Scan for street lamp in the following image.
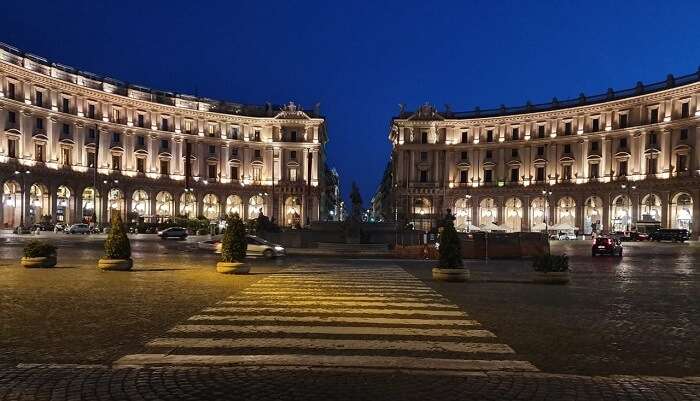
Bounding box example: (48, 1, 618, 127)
(14, 170, 30, 229)
(465, 194, 472, 233)
(541, 189, 552, 233)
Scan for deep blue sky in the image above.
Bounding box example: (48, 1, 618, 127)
(2, 1, 699, 204)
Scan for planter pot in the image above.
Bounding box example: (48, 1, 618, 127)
(432, 267, 469, 282)
(21, 255, 57, 268)
(216, 262, 250, 274)
(98, 258, 133, 271)
(532, 271, 570, 284)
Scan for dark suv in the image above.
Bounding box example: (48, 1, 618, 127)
(649, 229, 690, 243)
(592, 237, 623, 257)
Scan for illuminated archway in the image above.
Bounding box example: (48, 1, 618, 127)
(225, 195, 243, 217)
(2, 180, 21, 227)
(56, 185, 73, 224)
(284, 196, 302, 227)
(453, 197, 473, 232)
(639, 193, 662, 222)
(478, 197, 497, 226)
(108, 188, 125, 221)
(131, 190, 150, 217)
(155, 191, 174, 218)
(610, 195, 631, 232)
(179, 192, 197, 219)
(81, 187, 100, 223)
(29, 183, 50, 225)
(583, 196, 603, 235)
(530, 197, 549, 231)
(203, 194, 220, 220)
(556, 196, 576, 226)
(670, 192, 693, 232)
(503, 197, 522, 232)
(248, 195, 265, 219)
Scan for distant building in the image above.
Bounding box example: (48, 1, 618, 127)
(386, 71, 700, 238)
(371, 160, 394, 223)
(0, 42, 328, 228)
(321, 164, 342, 221)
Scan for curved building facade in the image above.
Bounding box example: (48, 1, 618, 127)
(0, 43, 328, 228)
(387, 71, 700, 238)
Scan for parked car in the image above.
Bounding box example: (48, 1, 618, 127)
(66, 223, 91, 234)
(649, 228, 690, 243)
(158, 227, 188, 240)
(557, 231, 577, 240)
(591, 237, 623, 257)
(31, 222, 54, 232)
(197, 235, 285, 258)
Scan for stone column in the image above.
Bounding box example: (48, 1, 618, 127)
(50, 183, 58, 224)
(579, 138, 588, 181)
(602, 195, 610, 233)
(692, 188, 700, 239)
(521, 195, 530, 232)
(661, 129, 672, 174)
(660, 190, 671, 228)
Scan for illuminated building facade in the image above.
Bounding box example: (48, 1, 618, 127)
(0, 43, 327, 228)
(387, 71, 700, 238)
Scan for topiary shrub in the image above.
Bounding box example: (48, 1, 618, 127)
(23, 240, 56, 258)
(532, 254, 569, 272)
(221, 213, 246, 263)
(438, 211, 463, 268)
(104, 213, 131, 259)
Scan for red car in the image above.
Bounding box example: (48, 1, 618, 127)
(591, 237, 623, 257)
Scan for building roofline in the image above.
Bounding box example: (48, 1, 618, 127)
(394, 68, 700, 121)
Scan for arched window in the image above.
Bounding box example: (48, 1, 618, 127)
(179, 192, 197, 219)
(202, 194, 220, 220)
(610, 195, 631, 232)
(530, 197, 549, 231)
(81, 187, 100, 223)
(108, 188, 125, 220)
(453, 197, 473, 232)
(556, 196, 576, 227)
(284, 196, 302, 227)
(479, 197, 497, 226)
(56, 185, 73, 223)
(248, 195, 265, 219)
(639, 194, 662, 222)
(155, 191, 174, 217)
(2, 180, 21, 227)
(503, 197, 522, 232)
(225, 195, 243, 217)
(670, 193, 693, 232)
(29, 183, 50, 225)
(583, 196, 603, 235)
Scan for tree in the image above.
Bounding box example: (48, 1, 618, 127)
(221, 213, 246, 262)
(439, 210, 463, 268)
(104, 213, 131, 259)
(349, 182, 363, 220)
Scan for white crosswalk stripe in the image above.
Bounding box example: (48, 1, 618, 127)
(114, 264, 538, 373)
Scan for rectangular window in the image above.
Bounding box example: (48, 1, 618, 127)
(184, 120, 192, 133)
(186, 142, 192, 154)
(254, 130, 261, 141)
(230, 166, 239, 180)
(460, 170, 468, 183)
(538, 125, 545, 138)
(36, 118, 44, 130)
(160, 160, 169, 175)
(157, 139, 167, 149)
(208, 145, 216, 154)
(591, 118, 599, 132)
(419, 170, 428, 182)
(61, 148, 71, 166)
(35, 144, 45, 162)
(290, 131, 297, 142)
(8, 82, 15, 99)
(137, 135, 145, 146)
(647, 158, 657, 174)
(421, 132, 428, 144)
(254, 149, 261, 158)
(112, 132, 121, 143)
(208, 124, 215, 135)
(537, 146, 544, 156)
(420, 151, 427, 161)
(137, 114, 145, 128)
(8, 111, 16, 124)
(510, 168, 519, 182)
(618, 160, 627, 176)
(252, 166, 262, 182)
(511, 148, 518, 158)
(208, 164, 217, 180)
(461, 131, 468, 143)
(161, 118, 169, 131)
(619, 113, 628, 128)
(536, 167, 545, 181)
(136, 158, 145, 173)
(619, 137, 627, 148)
(649, 132, 657, 145)
(563, 165, 572, 180)
(591, 141, 599, 151)
(88, 104, 96, 119)
(113, 109, 120, 122)
(681, 102, 690, 118)
(564, 121, 572, 135)
(231, 148, 238, 157)
(564, 144, 571, 154)
(486, 130, 493, 143)
(485, 150, 492, 159)
(62, 98, 70, 113)
(112, 155, 121, 170)
(87, 151, 95, 168)
(680, 128, 688, 140)
(289, 168, 298, 182)
(483, 169, 492, 183)
(62, 123, 70, 135)
(8, 138, 17, 158)
(511, 127, 519, 140)
(650, 108, 658, 123)
(460, 151, 467, 160)
(589, 163, 599, 179)
(677, 154, 687, 172)
(35, 91, 43, 106)
(290, 151, 297, 159)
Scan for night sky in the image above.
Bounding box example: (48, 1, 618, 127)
(2, 0, 699, 204)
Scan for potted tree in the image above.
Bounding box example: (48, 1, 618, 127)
(217, 213, 250, 274)
(20, 240, 57, 268)
(532, 253, 570, 284)
(98, 214, 133, 271)
(432, 210, 469, 282)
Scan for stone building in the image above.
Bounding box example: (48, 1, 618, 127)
(0, 43, 328, 228)
(386, 71, 700, 238)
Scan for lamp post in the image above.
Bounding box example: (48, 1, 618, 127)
(465, 194, 472, 233)
(542, 189, 552, 233)
(14, 170, 30, 229)
(102, 179, 119, 224)
(620, 183, 636, 232)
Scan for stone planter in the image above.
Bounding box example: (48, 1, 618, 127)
(216, 261, 250, 274)
(432, 267, 469, 282)
(21, 255, 57, 268)
(532, 271, 570, 284)
(98, 258, 133, 271)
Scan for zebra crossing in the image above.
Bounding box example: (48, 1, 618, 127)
(115, 264, 538, 373)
